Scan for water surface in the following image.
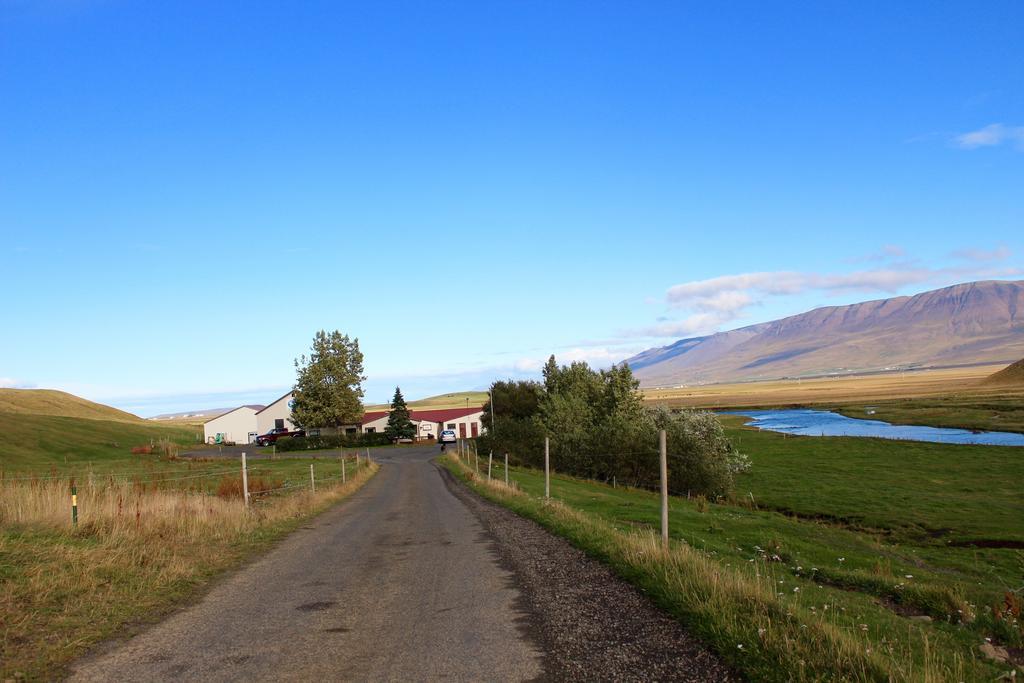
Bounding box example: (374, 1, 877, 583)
(726, 409, 1024, 447)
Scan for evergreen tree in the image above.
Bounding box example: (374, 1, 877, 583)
(385, 386, 416, 440)
(291, 330, 365, 429)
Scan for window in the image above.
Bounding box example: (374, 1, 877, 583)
(447, 423, 456, 429)
(275, 419, 285, 429)
(365, 427, 376, 433)
(345, 427, 357, 434)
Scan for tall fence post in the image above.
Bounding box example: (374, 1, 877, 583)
(487, 451, 493, 481)
(342, 456, 347, 483)
(544, 437, 550, 500)
(504, 452, 509, 486)
(659, 429, 668, 551)
(365, 447, 369, 463)
(474, 448, 479, 473)
(240, 452, 250, 507)
(71, 480, 78, 526)
(310, 463, 316, 493)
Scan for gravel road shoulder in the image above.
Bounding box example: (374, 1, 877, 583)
(440, 466, 738, 682)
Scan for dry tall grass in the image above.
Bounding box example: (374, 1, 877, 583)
(0, 462, 378, 679)
(447, 453, 968, 682)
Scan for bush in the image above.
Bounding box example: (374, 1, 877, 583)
(653, 407, 736, 500)
(274, 431, 392, 452)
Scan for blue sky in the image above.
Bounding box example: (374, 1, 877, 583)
(1, 1, 1022, 415)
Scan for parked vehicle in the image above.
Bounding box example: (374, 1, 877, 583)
(255, 427, 306, 446)
(439, 429, 457, 444)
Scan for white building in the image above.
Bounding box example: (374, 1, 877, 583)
(210, 391, 486, 443)
(256, 392, 299, 435)
(203, 405, 263, 445)
(360, 407, 485, 439)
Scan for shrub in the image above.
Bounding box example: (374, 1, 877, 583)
(215, 474, 282, 498)
(274, 431, 391, 452)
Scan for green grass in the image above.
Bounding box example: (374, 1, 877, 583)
(723, 416, 1024, 543)
(365, 390, 488, 411)
(0, 388, 146, 422)
(446, 422, 1024, 680)
(0, 411, 200, 471)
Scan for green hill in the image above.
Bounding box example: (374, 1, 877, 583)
(0, 388, 143, 423)
(0, 389, 198, 471)
(366, 390, 488, 411)
(982, 358, 1024, 386)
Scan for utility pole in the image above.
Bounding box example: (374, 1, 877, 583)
(489, 389, 497, 436)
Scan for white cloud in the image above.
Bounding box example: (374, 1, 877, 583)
(515, 346, 644, 373)
(951, 245, 1011, 262)
(644, 257, 1024, 340)
(665, 267, 934, 309)
(637, 312, 739, 338)
(954, 123, 1024, 151)
(0, 377, 33, 389)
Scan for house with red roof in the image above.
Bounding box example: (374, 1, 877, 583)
(361, 406, 485, 440)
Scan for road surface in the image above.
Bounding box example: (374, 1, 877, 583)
(70, 444, 544, 682)
(70, 443, 732, 681)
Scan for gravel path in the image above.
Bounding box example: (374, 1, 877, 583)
(441, 467, 738, 682)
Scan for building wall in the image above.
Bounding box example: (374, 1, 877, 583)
(203, 407, 259, 445)
(256, 393, 298, 434)
(361, 415, 389, 434)
(436, 411, 485, 439)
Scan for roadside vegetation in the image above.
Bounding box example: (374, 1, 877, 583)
(0, 454, 377, 679)
(453, 392, 1024, 680)
(479, 356, 747, 498)
(445, 447, 1020, 681)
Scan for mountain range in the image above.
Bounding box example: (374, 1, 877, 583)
(626, 280, 1024, 387)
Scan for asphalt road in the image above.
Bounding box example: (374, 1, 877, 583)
(69, 443, 544, 682)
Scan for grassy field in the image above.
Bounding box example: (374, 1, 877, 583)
(0, 404, 380, 679)
(0, 388, 147, 423)
(365, 390, 488, 411)
(445, 421, 1024, 680)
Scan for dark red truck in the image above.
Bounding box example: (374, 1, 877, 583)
(255, 427, 306, 446)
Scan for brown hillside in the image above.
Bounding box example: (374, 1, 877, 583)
(982, 358, 1024, 386)
(0, 388, 143, 422)
(629, 280, 1024, 387)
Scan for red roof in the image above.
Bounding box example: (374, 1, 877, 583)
(360, 406, 481, 425)
(410, 407, 482, 423)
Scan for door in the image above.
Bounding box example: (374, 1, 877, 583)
(459, 422, 467, 438)
(471, 422, 479, 437)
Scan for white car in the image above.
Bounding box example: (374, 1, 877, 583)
(439, 429, 457, 444)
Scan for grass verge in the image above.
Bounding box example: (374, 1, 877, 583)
(0, 459, 378, 679)
(443, 454, 1015, 681)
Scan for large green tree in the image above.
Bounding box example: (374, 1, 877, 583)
(385, 386, 416, 440)
(291, 330, 365, 430)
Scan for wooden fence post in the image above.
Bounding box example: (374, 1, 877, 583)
(241, 452, 250, 507)
(487, 451, 493, 481)
(310, 463, 316, 493)
(504, 453, 509, 486)
(544, 437, 550, 500)
(659, 429, 668, 550)
(342, 456, 347, 483)
(71, 480, 78, 525)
